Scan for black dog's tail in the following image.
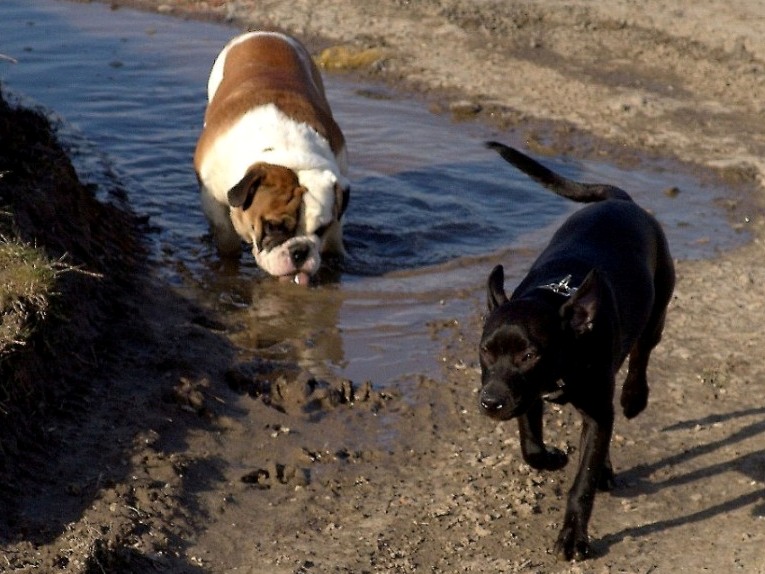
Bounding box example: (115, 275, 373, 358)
(486, 141, 633, 203)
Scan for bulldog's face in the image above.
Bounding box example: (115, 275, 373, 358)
(228, 162, 345, 285)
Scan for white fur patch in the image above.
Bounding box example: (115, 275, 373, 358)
(197, 104, 348, 237)
(254, 236, 320, 277)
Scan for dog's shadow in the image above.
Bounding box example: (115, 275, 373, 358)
(596, 406, 765, 553)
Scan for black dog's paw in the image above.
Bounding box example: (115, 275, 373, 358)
(621, 376, 648, 419)
(554, 525, 591, 561)
(621, 390, 648, 419)
(524, 447, 568, 471)
(598, 465, 616, 491)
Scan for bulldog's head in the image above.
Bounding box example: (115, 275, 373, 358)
(227, 162, 348, 285)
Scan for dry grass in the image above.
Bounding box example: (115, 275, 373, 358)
(0, 234, 58, 356)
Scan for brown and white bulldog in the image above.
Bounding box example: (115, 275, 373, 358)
(194, 31, 349, 285)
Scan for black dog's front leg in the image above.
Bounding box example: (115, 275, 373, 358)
(518, 399, 568, 471)
(555, 404, 614, 561)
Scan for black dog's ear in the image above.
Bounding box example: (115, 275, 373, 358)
(487, 265, 509, 312)
(228, 167, 265, 210)
(561, 269, 600, 336)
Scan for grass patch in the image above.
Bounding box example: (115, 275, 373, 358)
(0, 234, 58, 357)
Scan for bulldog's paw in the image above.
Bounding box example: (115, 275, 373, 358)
(524, 446, 568, 471)
(554, 524, 591, 562)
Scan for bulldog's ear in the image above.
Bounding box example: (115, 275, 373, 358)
(487, 265, 508, 312)
(560, 269, 600, 336)
(334, 183, 350, 219)
(227, 167, 265, 209)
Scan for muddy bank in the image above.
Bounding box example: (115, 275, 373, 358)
(0, 91, 142, 470)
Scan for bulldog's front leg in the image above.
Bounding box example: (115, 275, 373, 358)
(518, 399, 568, 471)
(554, 404, 614, 561)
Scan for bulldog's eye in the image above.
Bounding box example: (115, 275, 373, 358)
(314, 223, 331, 238)
(264, 220, 287, 235)
(260, 219, 293, 251)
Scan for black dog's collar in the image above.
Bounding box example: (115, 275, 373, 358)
(537, 276, 576, 405)
(538, 274, 578, 297)
(542, 381, 568, 404)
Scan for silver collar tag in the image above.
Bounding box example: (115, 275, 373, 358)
(539, 274, 578, 297)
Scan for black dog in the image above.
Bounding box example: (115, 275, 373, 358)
(479, 142, 674, 560)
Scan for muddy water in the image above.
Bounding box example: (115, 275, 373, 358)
(0, 0, 746, 385)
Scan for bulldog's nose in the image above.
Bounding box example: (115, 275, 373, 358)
(289, 244, 310, 267)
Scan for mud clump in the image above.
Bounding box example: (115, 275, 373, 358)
(225, 360, 393, 414)
(241, 462, 310, 489)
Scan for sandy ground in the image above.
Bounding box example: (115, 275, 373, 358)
(3, 0, 765, 572)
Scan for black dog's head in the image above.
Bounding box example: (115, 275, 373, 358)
(478, 265, 601, 420)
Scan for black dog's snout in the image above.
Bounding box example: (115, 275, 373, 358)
(289, 244, 310, 266)
(480, 395, 505, 414)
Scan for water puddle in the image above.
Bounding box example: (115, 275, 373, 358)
(0, 0, 747, 386)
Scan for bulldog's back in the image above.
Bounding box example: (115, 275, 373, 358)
(199, 32, 343, 156)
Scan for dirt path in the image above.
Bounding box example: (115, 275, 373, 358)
(2, 0, 765, 572)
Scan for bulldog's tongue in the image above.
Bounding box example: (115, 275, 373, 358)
(277, 271, 311, 286)
(279, 272, 310, 286)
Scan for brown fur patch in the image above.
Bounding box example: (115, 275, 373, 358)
(229, 163, 306, 249)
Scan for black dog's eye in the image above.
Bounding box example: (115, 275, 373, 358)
(479, 344, 495, 364)
(515, 349, 539, 368)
